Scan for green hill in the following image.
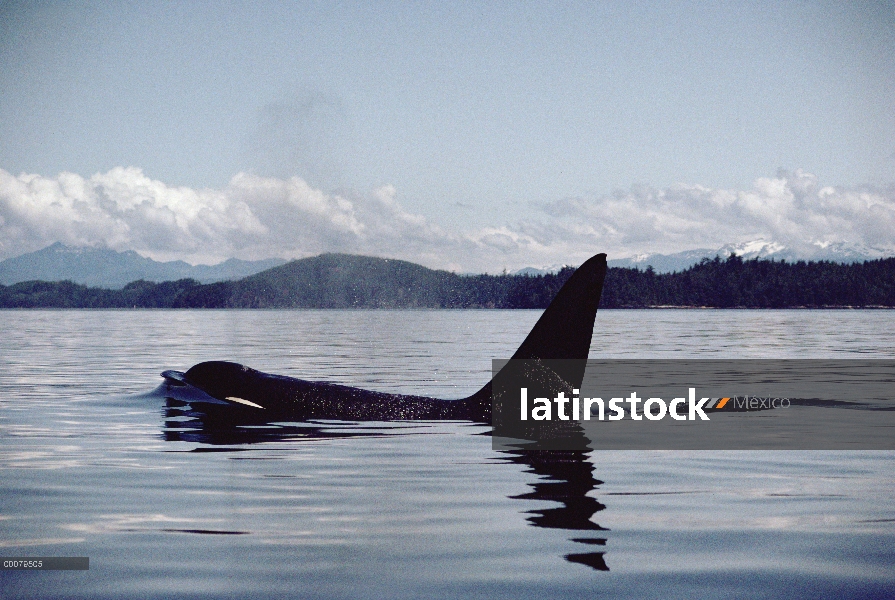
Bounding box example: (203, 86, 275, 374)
(173, 253, 574, 309)
(229, 254, 454, 308)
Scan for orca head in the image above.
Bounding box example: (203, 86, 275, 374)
(183, 361, 266, 406)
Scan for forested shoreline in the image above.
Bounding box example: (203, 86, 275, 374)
(1, 253, 893, 309)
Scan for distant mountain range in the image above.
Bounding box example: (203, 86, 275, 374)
(0, 243, 287, 288)
(2, 240, 892, 289)
(518, 241, 893, 275)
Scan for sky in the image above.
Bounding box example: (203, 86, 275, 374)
(1, 0, 893, 271)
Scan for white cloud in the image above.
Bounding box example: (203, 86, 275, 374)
(1, 167, 893, 272)
(532, 169, 895, 263)
(0, 167, 468, 267)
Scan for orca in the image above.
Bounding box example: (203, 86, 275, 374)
(159, 253, 607, 423)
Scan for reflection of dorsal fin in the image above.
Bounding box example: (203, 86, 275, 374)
(463, 253, 607, 405)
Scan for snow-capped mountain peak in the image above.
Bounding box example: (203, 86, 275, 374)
(607, 240, 893, 273)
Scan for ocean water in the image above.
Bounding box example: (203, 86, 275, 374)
(0, 309, 893, 599)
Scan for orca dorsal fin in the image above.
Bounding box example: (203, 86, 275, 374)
(510, 253, 607, 364)
(461, 253, 607, 410)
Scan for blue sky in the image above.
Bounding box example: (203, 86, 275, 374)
(1, 1, 893, 270)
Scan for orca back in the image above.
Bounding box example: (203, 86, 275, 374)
(167, 253, 609, 423)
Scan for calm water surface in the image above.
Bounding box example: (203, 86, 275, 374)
(1, 309, 893, 599)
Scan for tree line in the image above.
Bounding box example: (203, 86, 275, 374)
(1, 253, 893, 309)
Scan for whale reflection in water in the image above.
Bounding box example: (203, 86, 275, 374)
(161, 412, 610, 572)
(503, 445, 609, 571)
